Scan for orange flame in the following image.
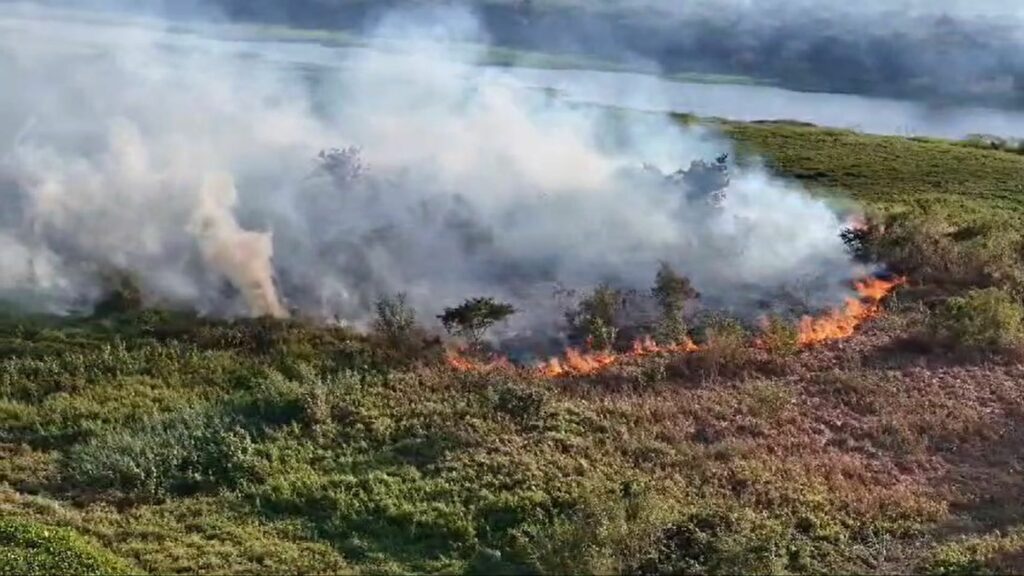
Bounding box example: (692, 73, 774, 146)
(537, 347, 617, 377)
(446, 350, 512, 372)
(796, 276, 905, 346)
(537, 336, 700, 377)
(447, 275, 904, 378)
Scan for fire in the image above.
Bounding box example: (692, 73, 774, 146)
(446, 349, 512, 372)
(537, 347, 618, 377)
(537, 336, 700, 377)
(448, 275, 905, 378)
(796, 276, 905, 346)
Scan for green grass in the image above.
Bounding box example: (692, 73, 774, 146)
(0, 516, 131, 575)
(721, 120, 1024, 225)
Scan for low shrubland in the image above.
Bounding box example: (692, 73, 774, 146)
(0, 517, 130, 575)
(2, 120, 1024, 573)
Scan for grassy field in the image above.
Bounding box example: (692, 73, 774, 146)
(3, 121, 1024, 574)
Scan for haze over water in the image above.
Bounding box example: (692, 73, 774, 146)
(4, 5, 1024, 140)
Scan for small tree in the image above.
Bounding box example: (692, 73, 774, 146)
(566, 284, 623, 351)
(651, 262, 699, 344)
(438, 297, 516, 344)
(373, 293, 417, 344)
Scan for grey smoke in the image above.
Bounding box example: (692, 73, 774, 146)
(0, 3, 866, 345)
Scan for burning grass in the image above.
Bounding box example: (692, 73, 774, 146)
(4, 120, 1024, 574)
(448, 274, 907, 379)
(796, 275, 906, 346)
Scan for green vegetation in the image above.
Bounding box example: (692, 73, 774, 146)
(931, 288, 1024, 351)
(4, 119, 1024, 574)
(438, 297, 516, 344)
(566, 284, 623, 350)
(721, 120, 1024, 229)
(651, 262, 699, 345)
(0, 517, 130, 575)
(919, 530, 1024, 575)
(759, 316, 801, 357)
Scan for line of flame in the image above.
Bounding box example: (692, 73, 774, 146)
(796, 275, 905, 346)
(447, 275, 906, 378)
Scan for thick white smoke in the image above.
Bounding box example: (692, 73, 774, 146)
(0, 3, 864, 345)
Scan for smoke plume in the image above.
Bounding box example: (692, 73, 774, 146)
(0, 2, 867, 347)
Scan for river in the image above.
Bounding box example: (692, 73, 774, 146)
(4, 5, 1024, 140)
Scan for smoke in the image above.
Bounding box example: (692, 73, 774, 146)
(72, 0, 1023, 109)
(191, 172, 288, 319)
(0, 2, 866, 347)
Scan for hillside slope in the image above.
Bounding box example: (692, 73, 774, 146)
(2, 121, 1024, 574)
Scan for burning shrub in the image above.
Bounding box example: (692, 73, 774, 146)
(930, 288, 1024, 351)
(566, 284, 624, 351)
(439, 297, 516, 345)
(651, 263, 699, 345)
(840, 224, 875, 263)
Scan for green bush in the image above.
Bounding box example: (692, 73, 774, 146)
(566, 284, 623, 351)
(651, 263, 699, 345)
(64, 408, 260, 500)
(685, 317, 752, 380)
(487, 483, 673, 575)
(872, 215, 964, 283)
(759, 316, 800, 357)
(869, 214, 1024, 293)
(0, 517, 131, 575)
(930, 288, 1024, 351)
(918, 530, 1024, 575)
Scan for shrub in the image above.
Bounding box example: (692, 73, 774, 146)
(758, 316, 800, 357)
(488, 378, 548, 429)
(371, 293, 440, 366)
(871, 214, 963, 283)
(651, 263, 699, 345)
(686, 317, 752, 380)
(64, 408, 261, 500)
(869, 213, 1024, 293)
(0, 517, 131, 575)
(633, 507, 794, 575)
(373, 293, 417, 345)
(930, 288, 1024, 351)
(488, 483, 673, 575)
(918, 530, 1024, 575)
(743, 381, 794, 420)
(566, 284, 623, 351)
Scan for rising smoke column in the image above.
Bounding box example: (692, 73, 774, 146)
(0, 3, 865, 344)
